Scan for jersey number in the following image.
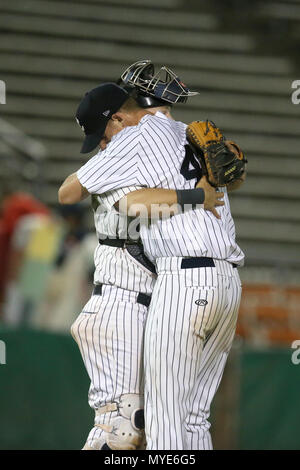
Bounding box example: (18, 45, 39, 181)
(180, 145, 202, 184)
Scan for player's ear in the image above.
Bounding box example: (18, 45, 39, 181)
(110, 112, 123, 123)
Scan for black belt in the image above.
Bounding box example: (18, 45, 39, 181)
(93, 284, 151, 308)
(181, 257, 237, 269)
(99, 238, 126, 248)
(98, 238, 143, 249)
(98, 238, 157, 275)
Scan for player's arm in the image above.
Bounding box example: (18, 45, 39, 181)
(117, 176, 224, 220)
(118, 188, 175, 210)
(58, 172, 89, 204)
(58, 138, 140, 205)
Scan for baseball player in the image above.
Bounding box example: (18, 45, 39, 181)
(59, 62, 222, 450)
(117, 123, 245, 450)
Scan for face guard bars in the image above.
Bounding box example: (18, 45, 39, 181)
(120, 60, 199, 104)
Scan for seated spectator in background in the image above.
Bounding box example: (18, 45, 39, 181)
(1, 193, 60, 326)
(0, 189, 50, 320)
(1, 195, 95, 332)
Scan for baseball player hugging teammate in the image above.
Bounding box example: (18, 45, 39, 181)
(58, 60, 246, 450)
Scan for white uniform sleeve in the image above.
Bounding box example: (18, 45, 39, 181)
(77, 127, 142, 194)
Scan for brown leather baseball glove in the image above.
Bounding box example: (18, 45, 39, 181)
(186, 120, 247, 187)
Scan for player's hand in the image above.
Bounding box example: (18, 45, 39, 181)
(225, 140, 239, 156)
(196, 176, 224, 219)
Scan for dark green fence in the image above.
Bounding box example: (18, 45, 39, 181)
(0, 327, 299, 450)
(238, 347, 300, 450)
(0, 327, 93, 450)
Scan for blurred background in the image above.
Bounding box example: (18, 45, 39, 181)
(0, 0, 300, 450)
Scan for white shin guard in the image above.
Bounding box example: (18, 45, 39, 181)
(85, 394, 145, 451)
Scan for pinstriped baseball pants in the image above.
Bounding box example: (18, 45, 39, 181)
(71, 285, 148, 448)
(144, 258, 242, 450)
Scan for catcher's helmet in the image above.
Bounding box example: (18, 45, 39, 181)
(118, 60, 198, 107)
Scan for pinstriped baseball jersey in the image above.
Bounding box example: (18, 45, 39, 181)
(77, 112, 244, 268)
(76, 111, 191, 195)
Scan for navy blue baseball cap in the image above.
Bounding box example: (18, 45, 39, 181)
(76, 83, 129, 154)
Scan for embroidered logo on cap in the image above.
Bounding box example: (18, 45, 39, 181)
(75, 117, 85, 132)
(102, 109, 110, 117)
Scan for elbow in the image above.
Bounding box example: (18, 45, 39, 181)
(58, 188, 68, 204)
(58, 173, 88, 204)
(58, 186, 75, 205)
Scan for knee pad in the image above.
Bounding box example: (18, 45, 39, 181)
(92, 394, 145, 450)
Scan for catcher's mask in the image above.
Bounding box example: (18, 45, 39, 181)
(119, 59, 199, 106)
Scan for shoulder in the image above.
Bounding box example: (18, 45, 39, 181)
(140, 112, 186, 129)
(140, 113, 187, 139)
